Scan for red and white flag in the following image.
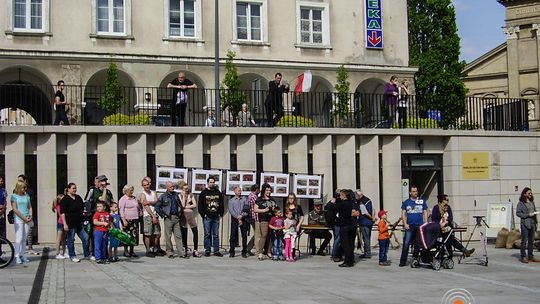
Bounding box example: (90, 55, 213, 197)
(295, 70, 312, 96)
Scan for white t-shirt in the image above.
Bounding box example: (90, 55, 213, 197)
(140, 190, 158, 217)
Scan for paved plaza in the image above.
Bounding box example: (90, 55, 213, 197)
(1, 242, 540, 304)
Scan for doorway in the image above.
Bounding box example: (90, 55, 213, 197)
(401, 154, 443, 203)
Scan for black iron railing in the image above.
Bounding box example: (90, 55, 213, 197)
(0, 83, 531, 131)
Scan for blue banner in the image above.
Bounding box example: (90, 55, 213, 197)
(366, 0, 383, 49)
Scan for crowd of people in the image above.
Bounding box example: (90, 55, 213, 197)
(2, 173, 538, 268)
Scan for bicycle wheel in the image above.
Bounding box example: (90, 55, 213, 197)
(0, 237, 15, 268)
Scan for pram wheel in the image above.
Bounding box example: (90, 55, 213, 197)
(410, 259, 419, 268)
(431, 259, 441, 271)
(442, 258, 454, 269)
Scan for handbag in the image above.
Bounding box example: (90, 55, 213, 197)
(7, 209, 14, 224)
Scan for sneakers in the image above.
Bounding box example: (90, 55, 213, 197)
(214, 252, 223, 257)
(16, 257, 23, 264)
(155, 249, 167, 256)
(71, 257, 81, 263)
(193, 250, 202, 258)
(21, 256, 30, 264)
(56, 254, 66, 260)
(146, 252, 156, 258)
(89, 256, 96, 261)
(204, 251, 211, 257)
(379, 261, 391, 266)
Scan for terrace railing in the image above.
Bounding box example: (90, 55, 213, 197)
(0, 83, 531, 131)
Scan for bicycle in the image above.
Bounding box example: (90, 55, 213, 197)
(0, 235, 15, 268)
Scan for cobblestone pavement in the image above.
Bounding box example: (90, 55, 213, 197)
(2, 243, 540, 304)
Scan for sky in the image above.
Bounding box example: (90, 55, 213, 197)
(452, 0, 507, 63)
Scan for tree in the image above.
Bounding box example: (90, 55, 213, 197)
(220, 50, 246, 125)
(408, 0, 468, 128)
(333, 65, 351, 127)
(98, 62, 126, 113)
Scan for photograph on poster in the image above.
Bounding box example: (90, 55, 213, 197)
(260, 172, 290, 197)
(155, 166, 189, 193)
(293, 174, 322, 199)
(191, 169, 223, 194)
(225, 171, 257, 195)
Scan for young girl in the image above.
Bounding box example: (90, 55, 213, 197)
(52, 193, 67, 259)
(109, 202, 121, 262)
(284, 211, 297, 262)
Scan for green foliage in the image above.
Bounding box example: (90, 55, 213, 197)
(102, 114, 151, 125)
(403, 117, 439, 129)
(408, 0, 468, 128)
(276, 115, 315, 127)
(220, 50, 246, 120)
(98, 62, 127, 113)
(333, 65, 351, 117)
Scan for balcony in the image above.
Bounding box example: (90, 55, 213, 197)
(0, 83, 532, 131)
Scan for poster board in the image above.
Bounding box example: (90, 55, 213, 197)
(486, 202, 513, 238)
(155, 165, 188, 193)
(293, 174, 322, 199)
(260, 172, 290, 197)
(191, 169, 223, 194)
(225, 171, 257, 195)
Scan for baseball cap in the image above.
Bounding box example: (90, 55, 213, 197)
(96, 175, 108, 182)
(378, 210, 388, 218)
(314, 199, 323, 205)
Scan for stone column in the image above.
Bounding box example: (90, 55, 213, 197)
(531, 24, 540, 130)
(126, 134, 147, 187)
(36, 134, 57, 243)
(183, 134, 203, 168)
(312, 135, 333, 200)
(67, 134, 87, 187)
(359, 135, 380, 211)
(155, 134, 176, 167)
(381, 136, 402, 212)
(504, 26, 520, 98)
(4, 134, 25, 241)
(236, 135, 256, 170)
(262, 135, 282, 171)
(335, 135, 356, 190)
(97, 134, 118, 199)
(288, 135, 309, 228)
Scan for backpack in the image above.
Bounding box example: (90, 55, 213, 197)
(324, 203, 336, 228)
(7, 209, 14, 224)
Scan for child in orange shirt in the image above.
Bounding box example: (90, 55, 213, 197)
(378, 210, 390, 266)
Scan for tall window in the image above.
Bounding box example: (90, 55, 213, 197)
(169, 0, 196, 37)
(13, 0, 43, 31)
(97, 0, 125, 34)
(296, 1, 330, 47)
(300, 8, 323, 44)
(236, 2, 261, 41)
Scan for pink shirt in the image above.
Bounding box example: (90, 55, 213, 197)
(55, 204, 63, 225)
(119, 195, 140, 220)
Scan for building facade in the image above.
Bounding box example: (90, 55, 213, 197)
(0, 0, 415, 124)
(463, 0, 540, 130)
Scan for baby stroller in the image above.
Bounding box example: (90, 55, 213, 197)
(411, 222, 454, 271)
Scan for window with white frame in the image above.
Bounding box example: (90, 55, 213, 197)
(233, 0, 267, 43)
(97, 0, 125, 34)
(169, 0, 197, 37)
(236, 2, 261, 41)
(12, 0, 49, 32)
(296, 1, 330, 46)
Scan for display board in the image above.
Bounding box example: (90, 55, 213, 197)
(225, 171, 257, 195)
(155, 165, 188, 193)
(292, 174, 322, 199)
(260, 172, 290, 197)
(191, 169, 223, 194)
(486, 202, 513, 238)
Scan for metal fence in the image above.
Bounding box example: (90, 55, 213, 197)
(0, 83, 531, 131)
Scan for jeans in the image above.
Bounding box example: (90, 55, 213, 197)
(93, 230, 108, 260)
(163, 215, 183, 256)
(379, 238, 389, 262)
(14, 220, 29, 258)
(520, 223, 536, 258)
(272, 234, 284, 258)
(400, 225, 420, 265)
(67, 226, 89, 259)
(360, 225, 372, 256)
(229, 217, 248, 254)
(332, 226, 342, 258)
(53, 109, 70, 125)
(203, 217, 220, 253)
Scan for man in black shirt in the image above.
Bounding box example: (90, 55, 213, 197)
(198, 177, 224, 256)
(333, 189, 359, 268)
(167, 72, 197, 126)
(265, 72, 289, 127)
(53, 80, 70, 125)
